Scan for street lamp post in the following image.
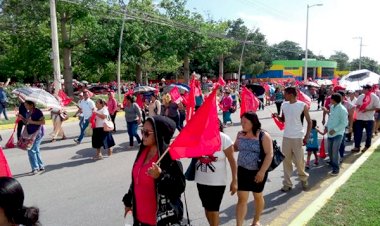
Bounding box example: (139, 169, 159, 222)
(304, 3, 323, 82)
(117, 10, 127, 103)
(353, 37, 363, 70)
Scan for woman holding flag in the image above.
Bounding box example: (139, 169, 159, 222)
(122, 115, 185, 226)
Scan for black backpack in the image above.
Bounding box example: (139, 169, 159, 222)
(257, 130, 285, 172)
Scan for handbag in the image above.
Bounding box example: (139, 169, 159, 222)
(184, 158, 197, 181)
(59, 111, 69, 121)
(17, 128, 39, 150)
(103, 115, 114, 132)
(258, 130, 285, 172)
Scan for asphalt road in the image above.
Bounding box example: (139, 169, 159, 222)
(1, 102, 367, 226)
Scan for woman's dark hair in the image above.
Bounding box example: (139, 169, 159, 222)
(24, 100, 35, 108)
(0, 177, 39, 226)
(241, 111, 261, 134)
(312, 119, 317, 129)
(126, 95, 135, 103)
(96, 98, 106, 106)
(331, 93, 342, 104)
(284, 87, 297, 97)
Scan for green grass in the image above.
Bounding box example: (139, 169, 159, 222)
(308, 148, 380, 226)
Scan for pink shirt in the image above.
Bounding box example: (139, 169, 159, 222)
(107, 98, 118, 114)
(133, 148, 158, 225)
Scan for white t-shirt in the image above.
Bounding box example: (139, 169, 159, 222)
(95, 107, 109, 128)
(282, 101, 306, 138)
(194, 132, 233, 186)
(148, 100, 161, 116)
(356, 93, 380, 121)
(79, 98, 95, 119)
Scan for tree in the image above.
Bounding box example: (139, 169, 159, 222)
(270, 40, 303, 60)
(329, 51, 349, 71)
(350, 57, 379, 73)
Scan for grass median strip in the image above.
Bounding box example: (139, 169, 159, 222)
(308, 148, 380, 226)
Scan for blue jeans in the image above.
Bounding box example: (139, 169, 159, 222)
(339, 136, 345, 158)
(0, 102, 8, 120)
(222, 111, 232, 124)
(127, 120, 141, 146)
(354, 120, 374, 148)
(77, 119, 90, 143)
(327, 135, 343, 173)
(79, 116, 84, 129)
(28, 135, 44, 170)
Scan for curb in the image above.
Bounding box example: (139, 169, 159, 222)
(0, 112, 126, 131)
(288, 137, 380, 226)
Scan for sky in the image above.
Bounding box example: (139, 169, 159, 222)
(184, 0, 380, 63)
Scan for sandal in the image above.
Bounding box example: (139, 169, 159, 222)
(92, 155, 103, 160)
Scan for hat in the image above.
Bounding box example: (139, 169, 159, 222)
(346, 90, 354, 94)
(161, 78, 166, 82)
(362, 84, 372, 89)
(333, 85, 345, 92)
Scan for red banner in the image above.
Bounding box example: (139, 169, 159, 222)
(297, 90, 311, 108)
(58, 89, 73, 106)
(240, 87, 259, 117)
(0, 147, 12, 177)
(169, 86, 182, 104)
(272, 115, 285, 130)
(169, 85, 221, 160)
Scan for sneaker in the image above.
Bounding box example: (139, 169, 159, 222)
(305, 164, 310, 170)
(351, 147, 360, 152)
(74, 139, 80, 144)
(328, 171, 339, 176)
(362, 147, 369, 153)
(281, 185, 292, 192)
(301, 180, 309, 190)
(39, 168, 45, 172)
(31, 169, 39, 175)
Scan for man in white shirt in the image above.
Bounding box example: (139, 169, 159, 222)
(273, 87, 311, 191)
(352, 84, 380, 152)
(74, 90, 95, 144)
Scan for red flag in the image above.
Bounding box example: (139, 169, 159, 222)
(240, 87, 259, 117)
(58, 89, 73, 106)
(0, 147, 12, 177)
(194, 80, 201, 96)
(182, 92, 189, 106)
(90, 113, 96, 129)
(186, 77, 196, 122)
(297, 90, 311, 108)
(218, 76, 226, 86)
(169, 86, 182, 103)
(319, 137, 327, 159)
(169, 85, 221, 159)
(272, 115, 285, 130)
(332, 78, 338, 87)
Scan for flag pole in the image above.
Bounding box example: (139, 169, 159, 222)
(156, 148, 170, 165)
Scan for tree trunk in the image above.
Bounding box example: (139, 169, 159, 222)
(60, 12, 73, 96)
(135, 64, 142, 85)
(184, 54, 190, 84)
(218, 54, 224, 77)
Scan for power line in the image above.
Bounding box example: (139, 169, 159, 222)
(58, 0, 303, 54)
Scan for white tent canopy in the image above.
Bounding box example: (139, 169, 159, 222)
(339, 69, 380, 91)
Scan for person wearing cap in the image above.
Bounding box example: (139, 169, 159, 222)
(220, 90, 233, 126)
(74, 90, 95, 144)
(352, 84, 380, 152)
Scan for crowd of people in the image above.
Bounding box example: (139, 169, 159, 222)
(1, 75, 380, 226)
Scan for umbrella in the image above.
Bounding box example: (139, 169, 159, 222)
(12, 87, 61, 108)
(339, 69, 380, 91)
(163, 83, 190, 93)
(305, 81, 320, 88)
(246, 84, 265, 96)
(316, 79, 332, 86)
(133, 86, 157, 93)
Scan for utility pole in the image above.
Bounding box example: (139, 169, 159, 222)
(238, 31, 249, 90)
(49, 0, 62, 94)
(117, 10, 127, 102)
(353, 37, 363, 70)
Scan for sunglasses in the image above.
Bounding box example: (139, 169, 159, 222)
(141, 129, 154, 138)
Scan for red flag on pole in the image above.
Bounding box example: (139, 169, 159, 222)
(332, 77, 338, 87)
(169, 86, 182, 104)
(297, 90, 311, 108)
(90, 112, 96, 129)
(58, 89, 73, 106)
(169, 85, 221, 160)
(0, 147, 12, 177)
(186, 76, 196, 122)
(319, 137, 327, 159)
(272, 115, 285, 130)
(240, 87, 259, 117)
(218, 76, 226, 86)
